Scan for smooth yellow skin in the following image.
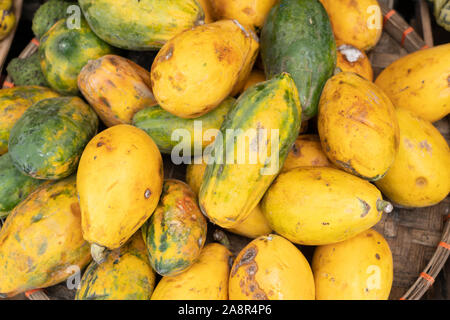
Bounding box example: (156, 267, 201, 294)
(76, 232, 156, 300)
(261, 167, 386, 246)
(77, 124, 163, 250)
(241, 69, 266, 94)
(281, 134, 332, 173)
(320, 0, 382, 51)
(78, 55, 157, 127)
(0, 0, 12, 10)
(151, 19, 253, 118)
(185, 161, 272, 238)
(313, 229, 393, 300)
(375, 44, 450, 122)
(197, 0, 215, 23)
(0, 7, 15, 41)
(229, 234, 315, 300)
(318, 72, 400, 181)
(209, 0, 278, 29)
(151, 243, 232, 300)
(375, 108, 450, 208)
(336, 41, 373, 81)
(0, 176, 91, 297)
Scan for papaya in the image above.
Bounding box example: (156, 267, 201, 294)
(229, 234, 315, 300)
(78, 0, 205, 50)
(78, 55, 157, 127)
(241, 69, 266, 94)
(209, 0, 278, 30)
(312, 229, 393, 300)
(0, 1, 15, 41)
(336, 42, 373, 81)
(0, 153, 44, 217)
(77, 125, 163, 264)
(6, 52, 49, 87)
(281, 134, 332, 173)
(133, 97, 236, 155)
(32, 0, 76, 39)
(0, 176, 91, 297)
(0, 86, 59, 155)
(186, 161, 272, 239)
(261, 167, 393, 246)
(375, 43, 450, 122)
(141, 179, 207, 277)
(39, 17, 114, 95)
(151, 19, 254, 119)
(375, 108, 450, 208)
(260, 0, 336, 120)
(318, 72, 400, 181)
(319, 0, 382, 51)
(199, 73, 302, 228)
(8, 97, 99, 180)
(75, 232, 156, 300)
(151, 243, 232, 300)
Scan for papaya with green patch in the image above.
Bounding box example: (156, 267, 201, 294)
(0, 86, 60, 155)
(0, 176, 91, 297)
(75, 232, 156, 300)
(78, 0, 205, 50)
(141, 179, 207, 277)
(39, 17, 114, 95)
(8, 97, 99, 180)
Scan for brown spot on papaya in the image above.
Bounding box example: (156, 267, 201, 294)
(214, 42, 234, 64)
(70, 203, 81, 217)
(176, 197, 195, 213)
(100, 97, 111, 109)
(158, 44, 174, 63)
(358, 198, 371, 218)
(106, 80, 116, 88)
(291, 143, 301, 157)
(415, 177, 427, 187)
(97, 142, 104, 147)
(322, 222, 330, 225)
(419, 140, 432, 154)
(144, 189, 152, 199)
(366, 232, 373, 237)
(375, 253, 380, 260)
(243, 7, 255, 15)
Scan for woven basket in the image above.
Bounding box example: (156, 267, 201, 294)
(0, 0, 448, 301)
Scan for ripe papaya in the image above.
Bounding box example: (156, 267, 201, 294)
(261, 0, 336, 120)
(141, 179, 207, 277)
(229, 234, 315, 300)
(151, 19, 254, 119)
(336, 42, 373, 81)
(78, 55, 157, 127)
(199, 73, 302, 228)
(75, 232, 156, 300)
(375, 43, 450, 122)
(78, 0, 205, 50)
(77, 125, 163, 264)
(197, 0, 215, 23)
(375, 108, 450, 208)
(151, 243, 232, 300)
(313, 229, 393, 300)
(39, 17, 114, 95)
(0, 1, 15, 41)
(318, 72, 400, 181)
(261, 167, 393, 246)
(0, 176, 91, 297)
(8, 97, 98, 180)
(0, 86, 59, 155)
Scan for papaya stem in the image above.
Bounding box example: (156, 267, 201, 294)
(377, 199, 393, 213)
(213, 229, 231, 250)
(91, 243, 107, 264)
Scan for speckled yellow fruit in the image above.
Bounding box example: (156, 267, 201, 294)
(186, 161, 272, 239)
(375, 43, 450, 122)
(241, 69, 266, 93)
(151, 243, 232, 300)
(281, 134, 332, 172)
(75, 232, 156, 300)
(0, 176, 91, 297)
(375, 108, 450, 208)
(229, 234, 315, 300)
(318, 72, 400, 181)
(77, 125, 163, 260)
(210, 0, 278, 29)
(319, 0, 382, 50)
(261, 167, 393, 246)
(0, 4, 15, 41)
(197, 0, 215, 23)
(312, 229, 393, 300)
(336, 42, 373, 81)
(151, 19, 254, 118)
(78, 55, 157, 127)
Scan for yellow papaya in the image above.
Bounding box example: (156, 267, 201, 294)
(229, 234, 315, 300)
(375, 43, 450, 122)
(197, 0, 215, 23)
(375, 108, 450, 208)
(318, 72, 400, 181)
(0, 4, 15, 41)
(77, 125, 163, 263)
(151, 243, 232, 300)
(78, 55, 157, 127)
(151, 19, 254, 119)
(312, 229, 393, 300)
(141, 179, 207, 277)
(0, 176, 91, 297)
(336, 41, 373, 81)
(261, 167, 393, 246)
(75, 232, 156, 300)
